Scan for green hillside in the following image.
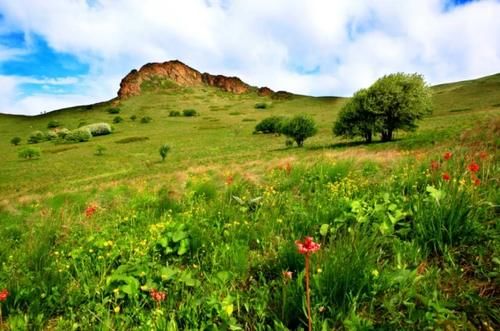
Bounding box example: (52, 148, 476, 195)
(0, 72, 498, 330)
(0, 73, 498, 198)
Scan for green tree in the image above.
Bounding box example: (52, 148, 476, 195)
(370, 73, 432, 141)
(254, 116, 285, 135)
(10, 136, 21, 146)
(333, 89, 376, 143)
(333, 73, 432, 142)
(159, 144, 171, 161)
(281, 115, 318, 147)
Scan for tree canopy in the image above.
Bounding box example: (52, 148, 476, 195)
(333, 73, 432, 142)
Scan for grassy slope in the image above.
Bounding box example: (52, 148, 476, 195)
(0, 73, 498, 199)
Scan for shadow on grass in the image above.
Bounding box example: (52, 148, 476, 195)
(270, 139, 403, 152)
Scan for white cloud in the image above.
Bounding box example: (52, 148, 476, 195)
(0, 0, 499, 115)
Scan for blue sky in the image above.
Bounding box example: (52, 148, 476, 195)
(0, 0, 498, 115)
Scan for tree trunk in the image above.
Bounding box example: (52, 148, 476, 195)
(381, 130, 393, 142)
(364, 132, 372, 143)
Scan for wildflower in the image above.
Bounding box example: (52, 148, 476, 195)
(282, 271, 293, 280)
(472, 176, 481, 186)
(295, 236, 321, 255)
(442, 173, 451, 181)
(443, 152, 453, 160)
(85, 204, 97, 218)
(0, 289, 8, 301)
(468, 161, 480, 173)
(114, 306, 121, 313)
(295, 236, 320, 331)
(150, 289, 166, 303)
(479, 151, 488, 160)
(430, 160, 440, 171)
(225, 175, 234, 186)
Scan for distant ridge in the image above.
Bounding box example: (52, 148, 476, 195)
(118, 60, 276, 99)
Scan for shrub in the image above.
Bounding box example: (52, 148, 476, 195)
(285, 139, 294, 147)
(281, 115, 318, 147)
(159, 144, 171, 161)
(113, 116, 123, 124)
(254, 102, 268, 109)
(254, 116, 285, 134)
(45, 131, 58, 141)
(107, 107, 121, 114)
(56, 128, 70, 139)
(130, 115, 137, 121)
(169, 110, 181, 117)
(47, 120, 61, 129)
(64, 128, 92, 143)
(141, 116, 152, 123)
(28, 131, 46, 144)
(18, 147, 41, 160)
(10, 136, 21, 146)
(95, 145, 106, 156)
(79, 123, 112, 136)
(183, 109, 197, 117)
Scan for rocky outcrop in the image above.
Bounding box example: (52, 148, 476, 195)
(257, 86, 274, 97)
(118, 60, 252, 99)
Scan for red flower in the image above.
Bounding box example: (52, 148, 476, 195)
(442, 173, 451, 181)
(0, 288, 9, 302)
(150, 289, 166, 302)
(225, 175, 234, 186)
(443, 152, 453, 161)
(467, 161, 479, 173)
(295, 237, 321, 255)
(282, 271, 293, 280)
(85, 204, 97, 218)
(479, 151, 488, 160)
(430, 160, 440, 171)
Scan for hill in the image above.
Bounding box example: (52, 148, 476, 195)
(0, 66, 498, 198)
(0, 64, 498, 330)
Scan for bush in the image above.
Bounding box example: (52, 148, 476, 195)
(18, 147, 41, 160)
(254, 116, 285, 134)
(95, 145, 106, 156)
(64, 128, 92, 143)
(254, 102, 268, 109)
(28, 131, 46, 144)
(140, 116, 152, 124)
(159, 144, 171, 161)
(130, 115, 137, 121)
(45, 131, 58, 141)
(183, 109, 197, 117)
(281, 115, 318, 147)
(56, 128, 70, 139)
(169, 110, 181, 117)
(10, 136, 21, 146)
(79, 123, 112, 136)
(113, 116, 123, 124)
(107, 107, 121, 114)
(47, 120, 61, 129)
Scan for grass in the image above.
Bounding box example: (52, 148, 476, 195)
(0, 73, 498, 330)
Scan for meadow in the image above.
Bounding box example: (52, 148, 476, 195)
(0, 73, 498, 330)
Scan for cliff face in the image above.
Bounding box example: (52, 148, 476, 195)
(117, 60, 252, 98)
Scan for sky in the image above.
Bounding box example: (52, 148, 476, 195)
(0, 0, 499, 115)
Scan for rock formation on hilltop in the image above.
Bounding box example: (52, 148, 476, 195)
(118, 60, 254, 99)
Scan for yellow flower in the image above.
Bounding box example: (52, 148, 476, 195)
(114, 306, 120, 314)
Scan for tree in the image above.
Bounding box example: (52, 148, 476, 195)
(333, 73, 432, 142)
(281, 115, 318, 147)
(159, 144, 171, 161)
(10, 136, 21, 146)
(333, 89, 376, 143)
(370, 73, 432, 141)
(18, 147, 41, 160)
